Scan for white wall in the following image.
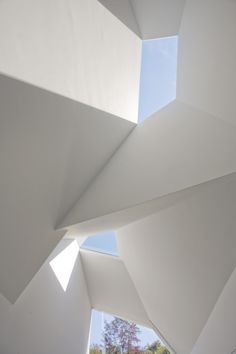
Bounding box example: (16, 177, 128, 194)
(0, 74, 134, 304)
(130, 0, 186, 39)
(177, 0, 236, 125)
(0, 240, 91, 354)
(116, 173, 236, 354)
(80, 249, 150, 327)
(191, 266, 236, 354)
(60, 100, 236, 229)
(0, 0, 141, 122)
(98, 0, 186, 39)
(98, 0, 140, 37)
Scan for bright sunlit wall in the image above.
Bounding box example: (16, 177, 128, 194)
(50, 240, 79, 291)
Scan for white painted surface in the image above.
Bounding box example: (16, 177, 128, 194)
(0, 1, 236, 352)
(80, 249, 150, 327)
(0, 74, 134, 303)
(191, 266, 236, 354)
(60, 100, 236, 229)
(177, 0, 236, 125)
(117, 174, 236, 354)
(0, 240, 91, 354)
(0, 0, 141, 122)
(98, 0, 186, 39)
(50, 240, 79, 291)
(130, 0, 186, 39)
(98, 0, 140, 37)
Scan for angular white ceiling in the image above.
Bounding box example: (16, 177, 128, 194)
(191, 265, 236, 354)
(80, 249, 150, 327)
(0, 73, 134, 303)
(0, 0, 141, 122)
(116, 173, 236, 354)
(60, 0, 236, 233)
(0, 1, 236, 354)
(97, 0, 141, 37)
(0, 240, 91, 354)
(60, 100, 236, 230)
(98, 0, 186, 39)
(177, 0, 236, 126)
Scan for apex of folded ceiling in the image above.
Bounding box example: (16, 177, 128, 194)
(59, 100, 236, 231)
(98, 0, 187, 39)
(0, 74, 134, 303)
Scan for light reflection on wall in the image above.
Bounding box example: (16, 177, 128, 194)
(50, 240, 79, 291)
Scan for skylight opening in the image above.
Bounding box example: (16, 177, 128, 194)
(49, 240, 79, 292)
(81, 230, 118, 256)
(138, 36, 178, 123)
(88, 310, 170, 354)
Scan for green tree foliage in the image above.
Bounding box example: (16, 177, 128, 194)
(90, 344, 102, 354)
(144, 341, 170, 354)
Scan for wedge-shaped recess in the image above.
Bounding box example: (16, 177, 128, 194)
(60, 100, 236, 230)
(0, 74, 135, 303)
(116, 173, 236, 354)
(177, 0, 236, 126)
(80, 249, 150, 327)
(98, 0, 186, 39)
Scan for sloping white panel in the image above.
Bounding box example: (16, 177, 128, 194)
(0, 240, 91, 354)
(130, 0, 186, 39)
(61, 177, 220, 239)
(0, 74, 135, 303)
(116, 173, 236, 354)
(60, 100, 236, 229)
(80, 249, 150, 327)
(177, 0, 236, 125)
(0, 0, 141, 122)
(98, 0, 186, 39)
(191, 265, 236, 354)
(98, 0, 140, 37)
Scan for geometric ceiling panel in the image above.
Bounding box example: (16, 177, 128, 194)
(0, 0, 141, 122)
(177, 0, 236, 126)
(0, 239, 91, 354)
(0, 73, 134, 303)
(191, 265, 236, 354)
(0, 1, 236, 354)
(117, 173, 236, 354)
(59, 100, 236, 230)
(97, 0, 140, 37)
(98, 0, 187, 39)
(80, 249, 150, 327)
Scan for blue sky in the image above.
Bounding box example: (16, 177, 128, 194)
(138, 36, 178, 123)
(85, 36, 178, 348)
(81, 230, 118, 256)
